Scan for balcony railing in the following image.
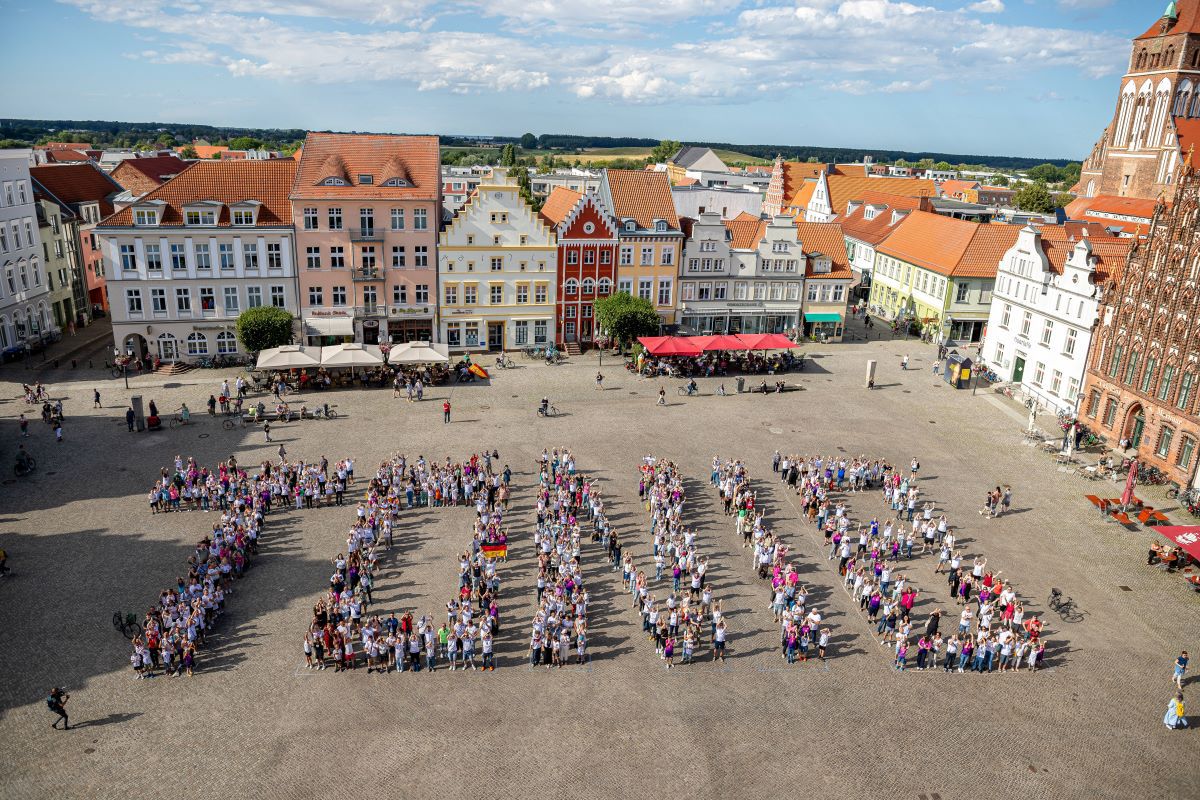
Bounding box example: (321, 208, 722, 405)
(349, 227, 384, 242)
(352, 268, 385, 282)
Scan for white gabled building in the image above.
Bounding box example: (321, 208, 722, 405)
(983, 223, 1132, 415)
(0, 149, 55, 352)
(438, 182, 556, 351)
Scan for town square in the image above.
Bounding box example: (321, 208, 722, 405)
(0, 322, 1193, 799)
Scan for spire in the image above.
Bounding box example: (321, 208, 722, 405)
(1165, 1, 1178, 21)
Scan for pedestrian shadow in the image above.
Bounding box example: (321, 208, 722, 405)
(72, 711, 142, 729)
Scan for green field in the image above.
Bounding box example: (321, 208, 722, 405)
(440, 145, 771, 167)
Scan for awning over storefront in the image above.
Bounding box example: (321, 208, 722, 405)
(804, 313, 842, 323)
(304, 317, 354, 337)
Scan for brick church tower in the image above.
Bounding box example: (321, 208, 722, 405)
(1078, 1, 1200, 202)
(1080, 160, 1200, 490)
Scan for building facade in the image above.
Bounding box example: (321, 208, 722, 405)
(600, 169, 683, 325)
(840, 192, 929, 301)
(539, 188, 618, 347)
(1078, 2, 1200, 201)
(869, 210, 1019, 343)
(30, 162, 122, 317)
(0, 149, 55, 352)
(97, 160, 300, 362)
(438, 183, 556, 351)
(1082, 165, 1200, 489)
(292, 133, 440, 346)
(984, 225, 1132, 415)
(35, 196, 85, 330)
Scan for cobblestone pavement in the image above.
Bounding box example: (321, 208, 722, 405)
(0, 327, 1195, 800)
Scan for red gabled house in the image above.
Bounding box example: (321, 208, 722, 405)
(540, 187, 618, 349)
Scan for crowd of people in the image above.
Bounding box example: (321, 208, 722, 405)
(630, 457, 728, 666)
(714, 458, 832, 664)
(773, 451, 1046, 673)
(528, 449, 594, 667)
(302, 451, 509, 673)
(128, 455, 309, 678)
(147, 454, 354, 512)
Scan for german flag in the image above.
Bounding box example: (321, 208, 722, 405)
(481, 543, 507, 559)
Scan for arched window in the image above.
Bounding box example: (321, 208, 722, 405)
(187, 332, 209, 355)
(1129, 82, 1154, 150)
(0, 315, 8, 348)
(564, 278, 578, 295)
(597, 277, 613, 295)
(1190, 92, 1200, 118)
(17, 259, 28, 290)
(29, 256, 41, 288)
(1137, 49, 1147, 70)
(1166, 47, 1175, 66)
(3, 262, 14, 294)
(1193, 49, 1200, 68)
(1174, 80, 1193, 116)
(217, 331, 237, 354)
(581, 277, 596, 294)
(1115, 82, 1137, 145)
(1147, 79, 1173, 147)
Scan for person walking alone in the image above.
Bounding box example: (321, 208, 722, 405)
(901, 355, 910, 370)
(443, 400, 451, 424)
(93, 388, 101, 409)
(263, 421, 272, 442)
(1174, 650, 1189, 690)
(47, 687, 69, 730)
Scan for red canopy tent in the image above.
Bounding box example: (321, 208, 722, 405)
(638, 336, 703, 356)
(737, 333, 798, 350)
(1153, 526, 1200, 560)
(698, 334, 748, 351)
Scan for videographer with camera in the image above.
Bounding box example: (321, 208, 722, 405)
(47, 687, 69, 730)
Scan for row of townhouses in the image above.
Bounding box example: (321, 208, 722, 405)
(85, 132, 860, 363)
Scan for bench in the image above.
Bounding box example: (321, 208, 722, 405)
(1111, 511, 1133, 525)
(1085, 494, 1102, 508)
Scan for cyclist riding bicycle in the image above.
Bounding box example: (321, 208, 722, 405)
(15, 445, 33, 472)
(686, 378, 698, 396)
(538, 397, 550, 416)
(179, 403, 191, 423)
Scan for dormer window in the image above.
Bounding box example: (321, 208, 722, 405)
(185, 210, 217, 226)
(624, 219, 636, 232)
(382, 178, 409, 187)
(232, 210, 255, 226)
(358, 174, 373, 185)
(655, 220, 667, 232)
(322, 177, 346, 186)
(133, 209, 158, 226)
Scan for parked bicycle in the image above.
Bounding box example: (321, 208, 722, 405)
(1047, 588, 1085, 623)
(495, 353, 515, 369)
(112, 611, 143, 639)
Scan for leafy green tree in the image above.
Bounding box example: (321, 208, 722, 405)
(180, 145, 199, 159)
(916, 158, 935, 170)
(990, 174, 1010, 187)
(1013, 182, 1054, 213)
(228, 136, 263, 151)
(649, 140, 682, 163)
(935, 161, 953, 171)
(499, 144, 517, 167)
(519, 132, 537, 149)
(1026, 163, 1063, 184)
(1052, 192, 1076, 209)
(236, 306, 294, 352)
(806, 156, 820, 163)
(594, 292, 661, 350)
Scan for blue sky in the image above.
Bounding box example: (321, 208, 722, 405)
(0, 1, 1163, 159)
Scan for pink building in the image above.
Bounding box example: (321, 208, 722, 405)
(291, 133, 441, 344)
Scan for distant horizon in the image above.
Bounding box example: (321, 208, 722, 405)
(0, 117, 1082, 167)
(0, 1, 1153, 161)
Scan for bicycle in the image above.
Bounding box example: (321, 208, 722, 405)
(677, 385, 699, 397)
(168, 415, 191, 429)
(1047, 588, 1085, 623)
(311, 405, 338, 420)
(222, 413, 249, 430)
(112, 611, 143, 639)
(14, 456, 37, 477)
(537, 404, 559, 417)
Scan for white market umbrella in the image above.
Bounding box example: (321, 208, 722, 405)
(256, 345, 322, 370)
(387, 341, 449, 365)
(320, 343, 384, 368)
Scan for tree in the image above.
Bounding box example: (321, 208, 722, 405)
(990, 174, 1010, 187)
(156, 133, 176, 147)
(1013, 182, 1054, 213)
(180, 145, 199, 159)
(806, 156, 820, 163)
(1052, 192, 1076, 209)
(499, 144, 517, 167)
(519, 132, 537, 150)
(236, 306, 294, 353)
(649, 140, 682, 163)
(935, 161, 953, 171)
(916, 158, 935, 170)
(1026, 163, 1063, 184)
(594, 292, 661, 349)
(515, 163, 538, 209)
(228, 136, 263, 151)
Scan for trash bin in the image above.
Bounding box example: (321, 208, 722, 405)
(735, 376, 745, 394)
(944, 353, 973, 389)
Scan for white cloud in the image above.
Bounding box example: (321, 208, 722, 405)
(58, 0, 1129, 105)
(968, 0, 1005, 13)
(1058, 0, 1114, 8)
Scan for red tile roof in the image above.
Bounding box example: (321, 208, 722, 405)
(100, 160, 297, 228)
(177, 145, 230, 159)
(723, 212, 766, 249)
(795, 221, 853, 280)
(39, 142, 93, 151)
(604, 169, 680, 230)
(1175, 117, 1200, 163)
(291, 132, 440, 201)
(539, 187, 583, 227)
(1037, 225, 1132, 283)
(1137, 1, 1200, 39)
(112, 155, 189, 185)
(877, 210, 1020, 278)
(938, 178, 980, 197)
(29, 162, 122, 218)
(839, 192, 926, 246)
(45, 149, 92, 163)
(676, 177, 699, 186)
(780, 162, 867, 201)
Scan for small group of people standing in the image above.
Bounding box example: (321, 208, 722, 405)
(632, 456, 728, 667)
